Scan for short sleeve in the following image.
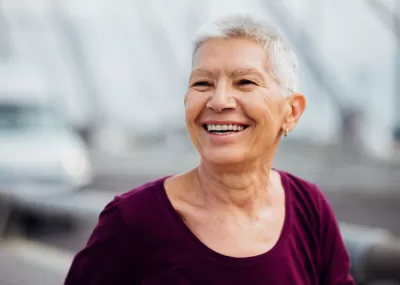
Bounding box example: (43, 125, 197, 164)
(64, 197, 138, 285)
(317, 187, 355, 285)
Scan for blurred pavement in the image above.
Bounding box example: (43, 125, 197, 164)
(0, 238, 71, 285)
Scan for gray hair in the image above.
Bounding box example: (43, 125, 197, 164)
(192, 14, 298, 95)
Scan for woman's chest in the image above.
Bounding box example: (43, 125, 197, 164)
(137, 252, 317, 285)
(180, 205, 286, 258)
(192, 219, 284, 258)
(137, 229, 319, 285)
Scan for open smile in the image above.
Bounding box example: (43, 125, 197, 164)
(202, 123, 249, 135)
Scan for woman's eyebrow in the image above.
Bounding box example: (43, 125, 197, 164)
(189, 69, 214, 79)
(189, 68, 264, 80)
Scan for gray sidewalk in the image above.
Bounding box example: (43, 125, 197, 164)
(0, 238, 71, 285)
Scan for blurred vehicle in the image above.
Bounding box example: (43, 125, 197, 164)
(0, 64, 92, 189)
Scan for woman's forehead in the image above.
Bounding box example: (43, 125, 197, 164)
(191, 38, 271, 75)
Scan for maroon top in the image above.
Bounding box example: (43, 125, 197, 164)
(64, 170, 354, 285)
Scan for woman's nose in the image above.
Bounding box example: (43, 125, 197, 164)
(206, 85, 237, 112)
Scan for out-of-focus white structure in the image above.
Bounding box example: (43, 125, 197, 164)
(0, 0, 397, 158)
(0, 63, 93, 188)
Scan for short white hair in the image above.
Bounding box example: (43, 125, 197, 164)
(192, 14, 298, 95)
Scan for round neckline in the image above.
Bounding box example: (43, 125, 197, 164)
(157, 169, 292, 266)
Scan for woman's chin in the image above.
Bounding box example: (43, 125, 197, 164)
(201, 148, 249, 166)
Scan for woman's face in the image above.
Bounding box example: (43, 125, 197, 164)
(185, 37, 305, 166)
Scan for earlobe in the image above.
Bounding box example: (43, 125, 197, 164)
(283, 127, 289, 137)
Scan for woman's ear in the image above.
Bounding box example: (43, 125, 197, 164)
(283, 93, 306, 132)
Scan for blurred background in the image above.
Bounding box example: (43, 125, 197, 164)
(0, 0, 399, 284)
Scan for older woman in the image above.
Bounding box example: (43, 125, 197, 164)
(64, 14, 354, 285)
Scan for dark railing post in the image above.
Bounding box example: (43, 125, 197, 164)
(393, 2, 400, 146)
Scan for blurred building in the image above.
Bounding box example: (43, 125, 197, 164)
(0, 0, 398, 158)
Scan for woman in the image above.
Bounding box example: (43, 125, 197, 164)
(64, 14, 354, 285)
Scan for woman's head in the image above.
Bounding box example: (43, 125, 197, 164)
(185, 14, 306, 166)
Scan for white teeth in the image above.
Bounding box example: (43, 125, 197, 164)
(206, 124, 246, 132)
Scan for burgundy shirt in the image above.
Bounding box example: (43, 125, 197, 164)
(64, 170, 354, 285)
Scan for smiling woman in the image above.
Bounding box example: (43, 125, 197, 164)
(64, 13, 354, 285)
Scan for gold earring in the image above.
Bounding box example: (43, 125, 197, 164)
(283, 127, 289, 137)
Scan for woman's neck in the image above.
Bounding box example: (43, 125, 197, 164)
(194, 158, 277, 216)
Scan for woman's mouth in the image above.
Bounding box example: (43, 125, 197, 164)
(202, 124, 249, 135)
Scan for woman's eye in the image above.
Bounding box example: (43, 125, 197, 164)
(237, 79, 256, 86)
(193, 81, 212, 87)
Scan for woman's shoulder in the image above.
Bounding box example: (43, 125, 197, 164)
(117, 176, 170, 204)
(64, 177, 172, 282)
(277, 169, 327, 214)
(101, 176, 172, 230)
(277, 169, 320, 193)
